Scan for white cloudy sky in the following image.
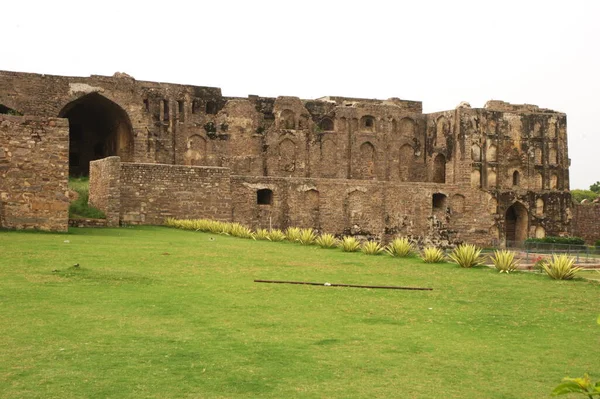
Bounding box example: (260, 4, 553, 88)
(2, 0, 599, 189)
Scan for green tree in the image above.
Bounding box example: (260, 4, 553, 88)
(571, 189, 599, 203)
(590, 181, 600, 194)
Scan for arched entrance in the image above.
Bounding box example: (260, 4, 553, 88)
(505, 202, 528, 245)
(59, 93, 133, 176)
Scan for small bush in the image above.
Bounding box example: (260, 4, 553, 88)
(595, 239, 600, 248)
(255, 228, 270, 240)
(339, 236, 361, 252)
(298, 228, 317, 245)
(448, 244, 484, 268)
(420, 247, 446, 263)
(230, 223, 255, 239)
(525, 236, 585, 246)
(285, 227, 302, 243)
(492, 250, 519, 273)
(315, 233, 338, 249)
(385, 237, 415, 257)
(362, 241, 384, 255)
(267, 229, 286, 242)
(541, 254, 582, 280)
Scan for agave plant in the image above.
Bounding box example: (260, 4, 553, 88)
(420, 246, 446, 263)
(385, 237, 415, 257)
(541, 254, 582, 280)
(339, 236, 361, 252)
(492, 249, 520, 273)
(298, 228, 317, 245)
(315, 233, 338, 249)
(230, 223, 255, 239)
(267, 229, 286, 242)
(254, 228, 270, 240)
(448, 244, 483, 268)
(362, 241, 384, 255)
(285, 227, 302, 243)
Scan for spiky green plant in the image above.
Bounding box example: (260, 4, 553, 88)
(542, 254, 582, 280)
(298, 228, 317, 245)
(254, 228, 270, 240)
(384, 237, 415, 257)
(267, 229, 286, 242)
(448, 244, 483, 268)
(230, 223, 255, 239)
(420, 246, 446, 263)
(339, 236, 361, 252)
(492, 250, 520, 273)
(315, 233, 338, 249)
(285, 227, 302, 243)
(362, 241, 384, 255)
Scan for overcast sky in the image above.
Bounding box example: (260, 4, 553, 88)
(2, 0, 598, 189)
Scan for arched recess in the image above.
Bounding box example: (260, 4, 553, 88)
(59, 93, 133, 176)
(184, 134, 207, 166)
(549, 148, 558, 165)
(358, 142, 376, 179)
(399, 117, 415, 136)
(432, 153, 446, 183)
(279, 138, 296, 172)
(512, 170, 520, 187)
(436, 116, 449, 147)
(505, 202, 528, 244)
(280, 109, 296, 129)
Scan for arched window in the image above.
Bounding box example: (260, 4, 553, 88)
(257, 189, 273, 205)
(512, 171, 520, 187)
(360, 115, 375, 132)
(319, 117, 334, 131)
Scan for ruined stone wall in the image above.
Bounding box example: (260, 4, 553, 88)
(230, 176, 496, 246)
(1, 70, 579, 241)
(572, 204, 600, 244)
(0, 115, 69, 231)
(119, 162, 231, 225)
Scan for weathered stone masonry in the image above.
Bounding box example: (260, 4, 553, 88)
(0, 114, 69, 231)
(1, 69, 587, 244)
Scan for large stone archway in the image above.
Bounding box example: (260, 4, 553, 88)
(59, 93, 133, 176)
(505, 202, 528, 245)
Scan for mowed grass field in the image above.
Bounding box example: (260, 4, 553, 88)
(0, 227, 599, 399)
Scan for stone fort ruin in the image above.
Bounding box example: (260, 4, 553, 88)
(1, 70, 596, 245)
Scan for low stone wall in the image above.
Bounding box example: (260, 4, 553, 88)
(89, 156, 121, 227)
(0, 115, 69, 231)
(90, 157, 232, 226)
(119, 162, 231, 225)
(572, 203, 600, 244)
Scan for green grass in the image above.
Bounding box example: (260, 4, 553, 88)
(0, 226, 599, 399)
(68, 177, 106, 219)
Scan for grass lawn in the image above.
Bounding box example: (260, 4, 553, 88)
(0, 226, 599, 398)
